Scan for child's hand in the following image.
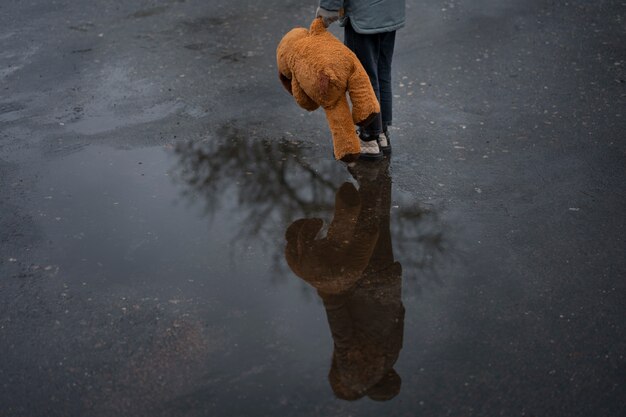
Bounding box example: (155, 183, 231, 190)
(316, 7, 340, 27)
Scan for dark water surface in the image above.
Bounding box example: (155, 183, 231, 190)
(4, 136, 453, 416)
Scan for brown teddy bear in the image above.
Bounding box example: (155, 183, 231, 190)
(276, 17, 380, 161)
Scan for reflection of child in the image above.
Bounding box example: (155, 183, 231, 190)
(322, 159, 404, 400)
(285, 159, 405, 400)
(321, 260, 404, 401)
(317, 0, 405, 160)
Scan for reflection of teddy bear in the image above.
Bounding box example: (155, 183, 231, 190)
(285, 182, 380, 294)
(277, 18, 380, 161)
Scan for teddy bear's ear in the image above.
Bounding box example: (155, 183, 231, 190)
(318, 71, 330, 97)
(279, 72, 293, 95)
(309, 17, 327, 35)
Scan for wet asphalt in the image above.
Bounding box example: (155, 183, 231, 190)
(1, 0, 625, 416)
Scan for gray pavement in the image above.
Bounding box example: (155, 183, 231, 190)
(1, 0, 625, 416)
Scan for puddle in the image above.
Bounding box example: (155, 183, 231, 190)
(11, 131, 451, 416)
(59, 65, 183, 135)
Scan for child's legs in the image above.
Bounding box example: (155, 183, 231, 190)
(344, 21, 383, 136)
(378, 31, 396, 133)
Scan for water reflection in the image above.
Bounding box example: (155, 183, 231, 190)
(174, 125, 343, 220)
(285, 159, 404, 400)
(173, 126, 450, 402)
(173, 124, 447, 286)
(173, 124, 346, 278)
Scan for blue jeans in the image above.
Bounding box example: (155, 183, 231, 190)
(344, 20, 396, 137)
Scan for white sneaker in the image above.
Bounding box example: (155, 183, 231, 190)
(359, 138, 383, 161)
(377, 132, 391, 154)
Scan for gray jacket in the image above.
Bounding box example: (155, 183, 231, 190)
(319, 0, 405, 34)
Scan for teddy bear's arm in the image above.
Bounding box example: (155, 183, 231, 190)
(291, 77, 320, 111)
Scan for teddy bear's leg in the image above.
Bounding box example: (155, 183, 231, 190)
(347, 65, 381, 126)
(323, 94, 361, 161)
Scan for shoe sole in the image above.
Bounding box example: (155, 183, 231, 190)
(359, 152, 384, 161)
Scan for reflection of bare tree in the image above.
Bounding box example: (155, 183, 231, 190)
(172, 123, 449, 286)
(173, 124, 346, 280)
(174, 124, 343, 218)
(391, 202, 447, 289)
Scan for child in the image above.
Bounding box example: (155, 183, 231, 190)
(317, 0, 405, 160)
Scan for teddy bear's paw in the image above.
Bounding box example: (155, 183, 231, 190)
(339, 153, 360, 163)
(355, 111, 379, 128)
